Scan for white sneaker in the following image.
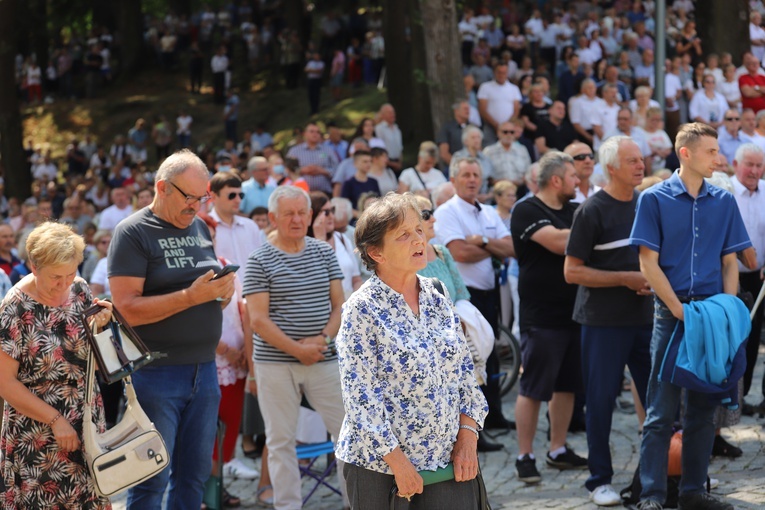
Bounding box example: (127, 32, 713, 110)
(709, 477, 719, 489)
(589, 484, 621, 506)
(223, 458, 259, 480)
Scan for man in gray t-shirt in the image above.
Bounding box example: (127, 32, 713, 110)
(243, 185, 347, 509)
(108, 150, 235, 509)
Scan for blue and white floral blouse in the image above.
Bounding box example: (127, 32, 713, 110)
(335, 274, 488, 474)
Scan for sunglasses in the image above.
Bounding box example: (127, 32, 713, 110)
(322, 207, 336, 216)
(226, 192, 245, 200)
(572, 153, 595, 161)
(725, 117, 740, 121)
(421, 209, 434, 221)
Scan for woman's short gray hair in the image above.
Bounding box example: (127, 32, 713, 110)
(26, 221, 85, 269)
(537, 151, 575, 189)
(267, 185, 311, 214)
(331, 197, 353, 223)
(155, 149, 208, 184)
(355, 193, 420, 273)
(598, 135, 632, 171)
(461, 125, 483, 145)
(734, 142, 765, 164)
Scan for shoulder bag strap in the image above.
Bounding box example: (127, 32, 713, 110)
(413, 167, 428, 191)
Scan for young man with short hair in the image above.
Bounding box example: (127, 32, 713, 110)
(341, 150, 380, 213)
(630, 123, 751, 510)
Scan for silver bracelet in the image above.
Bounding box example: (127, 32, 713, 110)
(458, 424, 480, 439)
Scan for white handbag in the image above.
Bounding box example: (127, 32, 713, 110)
(82, 350, 169, 497)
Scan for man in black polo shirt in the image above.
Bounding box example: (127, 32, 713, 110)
(535, 101, 578, 155)
(564, 136, 653, 506)
(511, 150, 587, 484)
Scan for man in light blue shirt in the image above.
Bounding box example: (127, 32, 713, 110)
(240, 156, 275, 215)
(717, 110, 748, 164)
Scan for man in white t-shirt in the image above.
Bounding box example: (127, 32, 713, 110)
(751, 11, 765, 62)
(592, 84, 621, 150)
(33, 153, 58, 181)
(478, 63, 522, 145)
(98, 187, 134, 231)
(176, 111, 193, 148)
(570, 79, 603, 147)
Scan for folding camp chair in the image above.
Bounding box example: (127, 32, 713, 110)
(296, 440, 342, 505)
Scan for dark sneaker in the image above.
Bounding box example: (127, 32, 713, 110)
(678, 493, 734, 510)
(636, 500, 663, 510)
(546, 444, 587, 470)
(515, 454, 541, 484)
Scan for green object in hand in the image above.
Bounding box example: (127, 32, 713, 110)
(419, 464, 455, 486)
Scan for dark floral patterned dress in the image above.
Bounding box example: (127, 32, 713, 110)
(0, 279, 111, 509)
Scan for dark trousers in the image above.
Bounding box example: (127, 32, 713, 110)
(307, 77, 322, 114)
(582, 325, 652, 491)
(343, 463, 479, 510)
(467, 286, 503, 422)
(740, 271, 765, 399)
(213, 71, 225, 103)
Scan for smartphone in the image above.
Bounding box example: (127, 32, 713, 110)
(212, 264, 240, 280)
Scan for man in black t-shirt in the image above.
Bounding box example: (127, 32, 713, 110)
(510, 150, 587, 484)
(535, 101, 578, 155)
(564, 136, 654, 506)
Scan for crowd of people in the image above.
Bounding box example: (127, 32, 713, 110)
(4, 1, 765, 510)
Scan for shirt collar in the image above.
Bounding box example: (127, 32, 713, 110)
(667, 169, 710, 198)
(455, 194, 483, 212)
(209, 208, 245, 227)
(731, 175, 759, 195)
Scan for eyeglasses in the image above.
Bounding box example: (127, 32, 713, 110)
(572, 153, 595, 161)
(226, 192, 245, 200)
(725, 117, 740, 121)
(321, 207, 336, 216)
(167, 181, 211, 205)
(421, 209, 434, 221)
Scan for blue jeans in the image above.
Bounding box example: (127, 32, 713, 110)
(582, 325, 652, 491)
(127, 362, 221, 510)
(639, 299, 717, 503)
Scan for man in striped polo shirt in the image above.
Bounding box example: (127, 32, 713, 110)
(244, 185, 346, 510)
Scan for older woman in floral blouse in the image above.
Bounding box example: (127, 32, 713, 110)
(335, 193, 488, 509)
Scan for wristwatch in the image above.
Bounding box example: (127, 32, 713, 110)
(481, 236, 489, 248)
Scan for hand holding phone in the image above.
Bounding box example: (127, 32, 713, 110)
(212, 264, 240, 280)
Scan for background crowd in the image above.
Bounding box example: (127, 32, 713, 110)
(4, 1, 765, 509)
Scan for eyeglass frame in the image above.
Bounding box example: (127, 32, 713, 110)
(167, 180, 212, 205)
(572, 153, 595, 161)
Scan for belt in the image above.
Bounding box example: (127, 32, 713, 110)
(677, 295, 711, 303)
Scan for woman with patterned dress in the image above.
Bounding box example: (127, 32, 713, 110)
(0, 222, 113, 509)
(336, 193, 488, 509)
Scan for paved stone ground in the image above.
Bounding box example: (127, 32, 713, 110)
(113, 345, 765, 509)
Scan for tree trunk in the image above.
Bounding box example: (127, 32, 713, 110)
(31, 0, 48, 71)
(695, 0, 750, 66)
(92, 0, 117, 31)
(168, 0, 192, 18)
(383, 0, 415, 142)
(0, 0, 31, 200)
(419, 0, 462, 139)
(115, 0, 144, 76)
(407, 1, 434, 141)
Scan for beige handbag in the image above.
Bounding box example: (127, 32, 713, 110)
(82, 348, 169, 497)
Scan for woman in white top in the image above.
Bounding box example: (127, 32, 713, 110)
(309, 192, 361, 300)
(398, 142, 447, 197)
(629, 86, 661, 129)
(349, 118, 386, 155)
(689, 74, 729, 129)
(716, 64, 742, 111)
(643, 107, 674, 170)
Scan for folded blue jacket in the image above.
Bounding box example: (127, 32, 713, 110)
(659, 294, 751, 409)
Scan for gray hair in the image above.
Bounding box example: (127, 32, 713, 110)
(537, 151, 575, 189)
(431, 182, 455, 208)
(247, 156, 268, 172)
(598, 136, 633, 171)
(331, 197, 353, 223)
(449, 156, 483, 179)
(354, 193, 420, 273)
(452, 100, 469, 110)
(734, 142, 765, 164)
(461, 125, 483, 145)
(155, 149, 208, 183)
(267, 185, 311, 214)
(755, 109, 765, 126)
